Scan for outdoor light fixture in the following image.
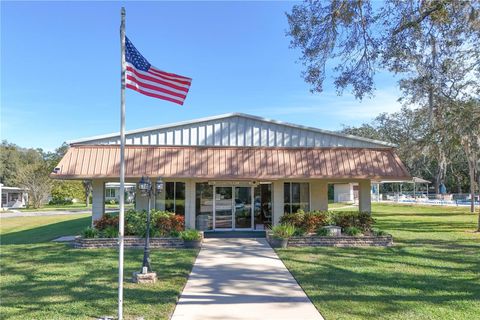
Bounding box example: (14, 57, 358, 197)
(136, 175, 161, 275)
(155, 178, 164, 194)
(138, 176, 151, 197)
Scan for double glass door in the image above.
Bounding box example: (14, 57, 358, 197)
(214, 186, 252, 230)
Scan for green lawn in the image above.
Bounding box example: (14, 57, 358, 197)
(0, 214, 198, 319)
(15, 203, 134, 212)
(277, 203, 480, 320)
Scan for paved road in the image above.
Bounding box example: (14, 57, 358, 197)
(171, 238, 323, 320)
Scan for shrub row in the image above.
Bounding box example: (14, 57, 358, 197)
(279, 210, 375, 234)
(88, 209, 185, 238)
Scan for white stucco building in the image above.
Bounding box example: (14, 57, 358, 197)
(51, 113, 410, 231)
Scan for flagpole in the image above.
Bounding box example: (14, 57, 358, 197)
(118, 6, 126, 320)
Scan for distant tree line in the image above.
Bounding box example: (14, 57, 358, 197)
(0, 141, 91, 208)
(341, 100, 480, 196)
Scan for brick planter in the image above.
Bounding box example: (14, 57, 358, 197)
(74, 233, 204, 249)
(266, 232, 393, 247)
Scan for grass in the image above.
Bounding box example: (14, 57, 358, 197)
(16, 203, 134, 212)
(328, 202, 356, 210)
(0, 214, 198, 319)
(0, 213, 90, 244)
(277, 203, 480, 320)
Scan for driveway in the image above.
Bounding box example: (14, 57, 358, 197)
(171, 238, 323, 320)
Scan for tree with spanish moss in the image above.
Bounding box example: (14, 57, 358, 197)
(287, 0, 480, 194)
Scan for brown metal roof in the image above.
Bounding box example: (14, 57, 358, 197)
(50, 145, 411, 180)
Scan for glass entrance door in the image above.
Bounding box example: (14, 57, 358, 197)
(213, 185, 254, 230)
(234, 186, 252, 229)
(214, 186, 233, 229)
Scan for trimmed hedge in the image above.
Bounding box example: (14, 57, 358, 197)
(89, 209, 185, 238)
(280, 209, 375, 233)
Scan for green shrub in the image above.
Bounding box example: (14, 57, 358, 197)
(93, 213, 119, 231)
(329, 211, 375, 232)
(280, 210, 329, 233)
(372, 228, 388, 236)
(293, 227, 307, 236)
(316, 228, 329, 236)
(102, 226, 118, 238)
(124, 209, 185, 237)
(344, 226, 362, 236)
(271, 224, 296, 239)
(180, 229, 201, 241)
(125, 209, 146, 236)
(357, 211, 375, 232)
(48, 196, 73, 205)
(331, 211, 357, 229)
(280, 211, 305, 227)
(82, 227, 99, 238)
(154, 210, 185, 236)
(301, 211, 328, 233)
(169, 230, 181, 238)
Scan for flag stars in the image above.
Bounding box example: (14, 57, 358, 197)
(125, 37, 151, 71)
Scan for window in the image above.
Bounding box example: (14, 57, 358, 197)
(105, 188, 116, 198)
(284, 182, 309, 213)
(195, 182, 213, 231)
(156, 182, 185, 215)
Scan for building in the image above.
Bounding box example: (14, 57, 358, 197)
(104, 182, 136, 203)
(51, 113, 410, 231)
(0, 184, 28, 209)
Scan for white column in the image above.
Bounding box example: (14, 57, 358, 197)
(92, 179, 105, 225)
(272, 180, 284, 226)
(184, 180, 196, 229)
(311, 180, 328, 211)
(359, 180, 372, 213)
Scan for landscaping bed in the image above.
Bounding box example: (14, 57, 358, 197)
(267, 209, 393, 247)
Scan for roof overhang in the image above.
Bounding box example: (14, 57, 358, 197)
(51, 145, 411, 181)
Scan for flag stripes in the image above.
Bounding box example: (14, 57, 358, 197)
(125, 37, 192, 105)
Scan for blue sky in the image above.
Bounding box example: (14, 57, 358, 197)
(1, 1, 402, 151)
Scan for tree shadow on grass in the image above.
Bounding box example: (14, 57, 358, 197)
(0, 216, 91, 245)
(0, 243, 197, 319)
(279, 246, 480, 319)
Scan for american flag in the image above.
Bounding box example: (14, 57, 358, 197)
(125, 37, 192, 105)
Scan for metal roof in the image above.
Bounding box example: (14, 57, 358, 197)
(51, 145, 410, 180)
(67, 113, 396, 147)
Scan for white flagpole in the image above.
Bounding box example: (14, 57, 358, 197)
(118, 6, 126, 320)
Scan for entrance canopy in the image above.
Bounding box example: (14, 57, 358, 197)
(51, 145, 410, 181)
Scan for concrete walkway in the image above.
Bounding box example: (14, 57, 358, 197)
(171, 238, 323, 320)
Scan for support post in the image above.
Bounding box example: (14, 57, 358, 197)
(311, 180, 328, 211)
(272, 180, 284, 226)
(91, 180, 105, 225)
(358, 180, 372, 214)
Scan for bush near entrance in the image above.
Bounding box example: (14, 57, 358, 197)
(88, 210, 185, 238)
(280, 210, 375, 234)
